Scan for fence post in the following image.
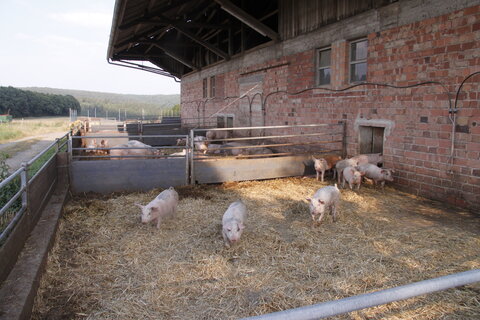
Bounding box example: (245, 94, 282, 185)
(189, 129, 195, 185)
(341, 120, 347, 159)
(68, 134, 73, 163)
(20, 162, 28, 211)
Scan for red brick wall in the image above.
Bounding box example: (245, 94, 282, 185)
(181, 5, 480, 211)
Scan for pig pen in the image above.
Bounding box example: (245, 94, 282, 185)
(32, 178, 480, 319)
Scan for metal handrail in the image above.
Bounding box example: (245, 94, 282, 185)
(194, 123, 333, 132)
(71, 134, 187, 139)
(241, 269, 480, 320)
(0, 167, 23, 189)
(27, 133, 69, 166)
(0, 132, 69, 245)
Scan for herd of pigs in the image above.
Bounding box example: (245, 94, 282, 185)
(135, 152, 394, 248)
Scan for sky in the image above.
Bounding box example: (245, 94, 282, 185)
(0, 0, 180, 95)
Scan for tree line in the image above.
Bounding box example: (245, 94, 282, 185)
(0, 86, 81, 117)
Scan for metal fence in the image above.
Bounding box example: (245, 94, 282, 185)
(189, 123, 345, 184)
(0, 133, 69, 245)
(0, 133, 69, 284)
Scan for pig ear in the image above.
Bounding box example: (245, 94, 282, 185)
(305, 197, 312, 203)
(239, 222, 245, 230)
(134, 203, 144, 209)
(381, 170, 386, 174)
(318, 200, 325, 205)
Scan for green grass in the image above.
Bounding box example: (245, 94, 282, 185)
(0, 117, 70, 144)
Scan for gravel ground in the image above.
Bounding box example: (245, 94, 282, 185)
(0, 131, 68, 173)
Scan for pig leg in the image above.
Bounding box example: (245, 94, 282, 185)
(331, 204, 338, 222)
(337, 169, 342, 185)
(316, 170, 320, 181)
(222, 231, 231, 248)
(321, 169, 325, 182)
(155, 217, 163, 229)
(316, 211, 326, 224)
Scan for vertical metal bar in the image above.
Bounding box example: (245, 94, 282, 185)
(20, 163, 28, 210)
(189, 129, 195, 185)
(341, 120, 347, 159)
(184, 135, 189, 186)
(68, 134, 73, 162)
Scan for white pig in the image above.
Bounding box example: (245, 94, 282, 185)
(312, 156, 330, 182)
(206, 130, 231, 142)
(135, 187, 179, 228)
(342, 166, 365, 190)
(306, 184, 341, 223)
(335, 158, 360, 184)
(222, 200, 248, 248)
(351, 153, 383, 166)
(357, 163, 394, 188)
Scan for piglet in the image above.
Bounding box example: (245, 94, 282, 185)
(312, 156, 330, 182)
(306, 184, 341, 224)
(342, 166, 365, 190)
(351, 153, 383, 166)
(357, 163, 394, 188)
(135, 187, 179, 228)
(335, 158, 360, 184)
(222, 200, 248, 248)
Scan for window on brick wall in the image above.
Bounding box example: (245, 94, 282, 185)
(210, 76, 216, 98)
(316, 47, 331, 86)
(217, 114, 233, 128)
(203, 78, 208, 98)
(350, 38, 367, 83)
(203, 76, 216, 98)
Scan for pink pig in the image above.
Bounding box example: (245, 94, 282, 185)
(135, 187, 179, 228)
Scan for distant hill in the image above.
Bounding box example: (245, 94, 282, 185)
(23, 87, 180, 119)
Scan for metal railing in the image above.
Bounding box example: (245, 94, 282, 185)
(189, 123, 345, 184)
(0, 133, 69, 245)
(241, 269, 480, 320)
(70, 134, 189, 160)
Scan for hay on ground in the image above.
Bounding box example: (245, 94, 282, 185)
(32, 178, 480, 319)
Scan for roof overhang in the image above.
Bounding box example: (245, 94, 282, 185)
(107, 0, 279, 80)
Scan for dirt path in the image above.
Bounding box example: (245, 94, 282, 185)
(0, 132, 68, 173)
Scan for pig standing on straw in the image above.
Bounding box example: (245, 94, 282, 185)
(306, 184, 341, 224)
(135, 187, 178, 228)
(222, 200, 248, 248)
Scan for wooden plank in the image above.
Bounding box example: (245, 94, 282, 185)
(359, 126, 372, 154)
(71, 158, 187, 194)
(193, 155, 315, 184)
(372, 127, 385, 154)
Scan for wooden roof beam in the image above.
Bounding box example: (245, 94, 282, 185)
(214, 0, 279, 41)
(152, 44, 199, 71)
(118, 0, 193, 30)
(154, 14, 230, 61)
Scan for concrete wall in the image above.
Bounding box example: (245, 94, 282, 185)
(180, 0, 480, 211)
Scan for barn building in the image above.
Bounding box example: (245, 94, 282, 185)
(108, 0, 480, 211)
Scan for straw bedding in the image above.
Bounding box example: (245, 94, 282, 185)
(32, 177, 479, 319)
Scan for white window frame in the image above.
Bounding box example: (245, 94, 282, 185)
(316, 47, 331, 86)
(349, 38, 368, 83)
